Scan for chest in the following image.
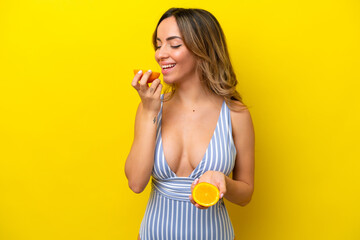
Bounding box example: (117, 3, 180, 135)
(160, 105, 222, 176)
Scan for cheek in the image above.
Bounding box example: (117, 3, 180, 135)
(181, 54, 197, 69)
(155, 52, 160, 62)
(174, 50, 195, 64)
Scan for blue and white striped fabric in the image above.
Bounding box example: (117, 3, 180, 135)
(139, 94, 237, 240)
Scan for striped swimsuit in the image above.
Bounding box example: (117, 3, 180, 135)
(139, 94, 236, 240)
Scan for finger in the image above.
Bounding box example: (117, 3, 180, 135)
(189, 195, 196, 205)
(149, 79, 160, 94)
(150, 78, 160, 88)
(131, 70, 143, 91)
(154, 84, 163, 97)
(191, 198, 208, 209)
(218, 180, 226, 199)
(139, 70, 152, 91)
(191, 178, 199, 192)
(195, 203, 208, 210)
(150, 78, 160, 89)
(153, 82, 163, 97)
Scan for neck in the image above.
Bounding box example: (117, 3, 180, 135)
(172, 75, 212, 108)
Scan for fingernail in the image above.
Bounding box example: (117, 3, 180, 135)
(195, 178, 199, 184)
(138, 70, 142, 74)
(147, 69, 152, 73)
(220, 193, 224, 199)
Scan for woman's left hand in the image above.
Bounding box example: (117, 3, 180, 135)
(189, 170, 226, 209)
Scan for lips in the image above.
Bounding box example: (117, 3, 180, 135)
(161, 63, 176, 74)
(161, 63, 176, 69)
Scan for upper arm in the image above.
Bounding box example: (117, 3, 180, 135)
(230, 105, 255, 190)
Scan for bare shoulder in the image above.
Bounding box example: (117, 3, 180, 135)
(229, 100, 255, 139)
(229, 101, 253, 123)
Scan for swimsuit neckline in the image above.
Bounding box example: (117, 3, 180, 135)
(159, 99, 226, 178)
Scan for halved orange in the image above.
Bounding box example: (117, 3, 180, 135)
(133, 69, 161, 83)
(192, 182, 220, 207)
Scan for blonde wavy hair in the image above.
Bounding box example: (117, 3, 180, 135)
(153, 8, 248, 112)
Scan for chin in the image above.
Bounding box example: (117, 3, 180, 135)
(163, 76, 177, 85)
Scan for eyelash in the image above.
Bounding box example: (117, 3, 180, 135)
(156, 44, 182, 50)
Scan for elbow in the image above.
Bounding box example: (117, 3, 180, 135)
(239, 198, 251, 207)
(130, 186, 145, 194)
(124, 162, 151, 194)
(239, 187, 254, 207)
(125, 165, 147, 194)
(239, 194, 253, 206)
(128, 181, 146, 194)
(126, 174, 148, 194)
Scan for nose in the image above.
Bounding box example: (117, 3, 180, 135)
(156, 45, 170, 61)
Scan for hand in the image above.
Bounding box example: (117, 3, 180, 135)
(189, 171, 226, 210)
(131, 70, 163, 114)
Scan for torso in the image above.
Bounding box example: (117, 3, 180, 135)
(139, 94, 239, 240)
(161, 93, 225, 177)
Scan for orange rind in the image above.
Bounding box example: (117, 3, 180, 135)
(133, 69, 161, 83)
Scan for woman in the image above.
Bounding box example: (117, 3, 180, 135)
(125, 8, 255, 240)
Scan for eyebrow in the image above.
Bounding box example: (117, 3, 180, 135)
(156, 36, 182, 42)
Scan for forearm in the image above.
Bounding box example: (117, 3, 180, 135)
(125, 111, 158, 193)
(224, 175, 254, 206)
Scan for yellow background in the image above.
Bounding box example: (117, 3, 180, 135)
(1, 0, 359, 239)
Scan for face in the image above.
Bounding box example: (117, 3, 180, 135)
(155, 16, 198, 84)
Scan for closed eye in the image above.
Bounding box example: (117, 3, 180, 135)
(156, 44, 182, 50)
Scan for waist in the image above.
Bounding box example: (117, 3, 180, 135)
(151, 177, 194, 202)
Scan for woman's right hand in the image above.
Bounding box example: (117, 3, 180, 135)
(126, 70, 163, 193)
(131, 70, 163, 114)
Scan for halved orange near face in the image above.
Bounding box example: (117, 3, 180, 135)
(133, 69, 161, 83)
(192, 182, 220, 207)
